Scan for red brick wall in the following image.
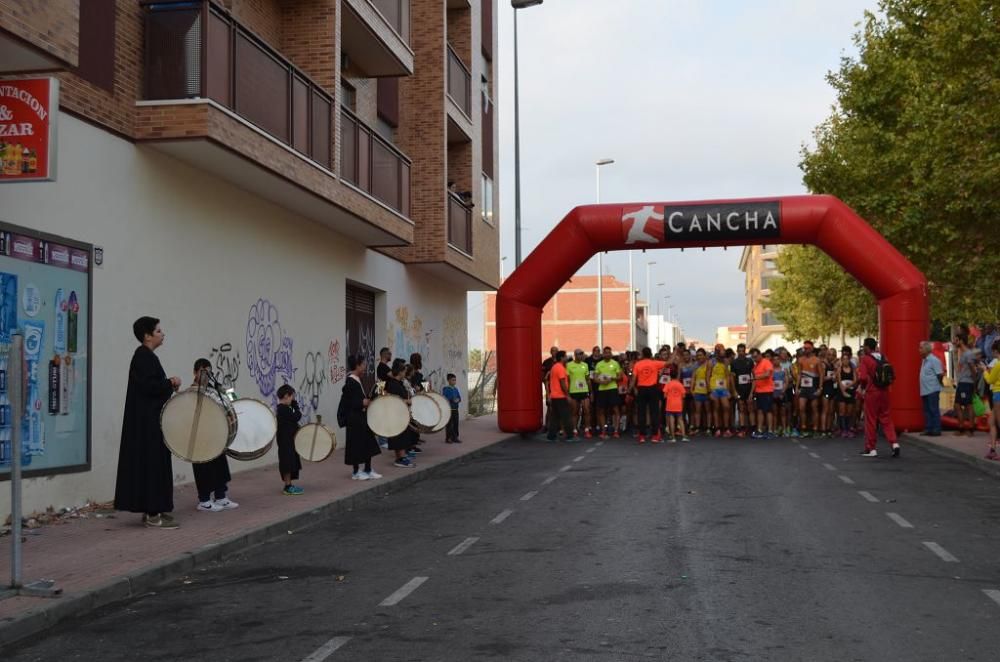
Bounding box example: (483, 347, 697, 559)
(230, 0, 282, 46)
(0, 0, 80, 68)
(280, 0, 336, 89)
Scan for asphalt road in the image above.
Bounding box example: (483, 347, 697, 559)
(6, 434, 1000, 662)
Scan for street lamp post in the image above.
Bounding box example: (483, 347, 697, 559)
(595, 158, 614, 348)
(512, 0, 543, 267)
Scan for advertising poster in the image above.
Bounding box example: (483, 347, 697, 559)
(0, 78, 59, 182)
(0, 226, 89, 476)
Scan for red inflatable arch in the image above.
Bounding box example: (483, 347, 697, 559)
(496, 195, 929, 433)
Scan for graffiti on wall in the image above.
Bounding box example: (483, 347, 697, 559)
(208, 342, 241, 389)
(245, 298, 295, 406)
(297, 350, 327, 422)
(442, 314, 466, 382)
(328, 339, 347, 384)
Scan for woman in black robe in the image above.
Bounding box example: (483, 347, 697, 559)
(114, 316, 182, 529)
(342, 355, 381, 479)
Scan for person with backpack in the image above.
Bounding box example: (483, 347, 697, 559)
(857, 337, 900, 458)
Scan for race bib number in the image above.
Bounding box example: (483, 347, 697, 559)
(800, 376, 814, 388)
(618, 386, 627, 394)
(575, 380, 587, 391)
(774, 380, 784, 391)
(683, 378, 693, 388)
(696, 379, 706, 390)
(826, 370, 835, 379)
(714, 379, 726, 389)
(738, 374, 751, 385)
(840, 380, 853, 389)
(659, 374, 670, 384)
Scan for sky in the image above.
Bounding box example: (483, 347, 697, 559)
(468, 0, 878, 347)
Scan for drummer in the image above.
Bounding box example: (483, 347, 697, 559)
(342, 354, 382, 480)
(384, 360, 417, 468)
(191, 359, 238, 512)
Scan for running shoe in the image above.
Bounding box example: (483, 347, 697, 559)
(723, 429, 734, 438)
(859, 449, 878, 457)
(637, 435, 647, 444)
(197, 501, 223, 512)
(411, 446, 423, 453)
(599, 432, 609, 440)
(680, 436, 691, 442)
(353, 471, 372, 481)
(214, 497, 239, 510)
(612, 431, 620, 439)
(584, 429, 593, 439)
(790, 429, 801, 438)
(283, 485, 305, 495)
(750, 431, 763, 440)
(714, 429, 722, 438)
(652, 434, 663, 444)
(368, 471, 383, 479)
(144, 514, 179, 528)
(737, 429, 747, 439)
(891, 444, 901, 458)
(393, 457, 415, 468)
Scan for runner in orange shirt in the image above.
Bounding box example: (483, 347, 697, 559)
(662, 374, 690, 442)
(751, 348, 775, 438)
(629, 347, 668, 443)
(545, 351, 575, 442)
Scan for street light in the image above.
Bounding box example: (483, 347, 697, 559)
(500, 255, 508, 281)
(512, 0, 544, 267)
(595, 158, 614, 348)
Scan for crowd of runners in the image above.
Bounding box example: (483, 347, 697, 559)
(542, 339, 900, 457)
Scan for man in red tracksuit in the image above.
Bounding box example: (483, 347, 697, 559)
(858, 337, 900, 458)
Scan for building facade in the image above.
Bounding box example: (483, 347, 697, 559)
(0, 0, 499, 514)
(647, 315, 684, 351)
(738, 244, 791, 350)
(714, 325, 748, 348)
(485, 275, 647, 360)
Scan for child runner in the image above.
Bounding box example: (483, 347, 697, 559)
(662, 374, 689, 442)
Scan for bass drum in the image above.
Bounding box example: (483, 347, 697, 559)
(160, 387, 237, 463)
(426, 392, 452, 433)
(294, 419, 337, 462)
(227, 398, 277, 461)
(366, 395, 410, 438)
(410, 393, 443, 433)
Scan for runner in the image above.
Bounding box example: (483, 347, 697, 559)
(731, 343, 755, 438)
(586, 345, 603, 431)
(566, 349, 593, 438)
(820, 348, 838, 437)
(836, 346, 858, 437)
(771, 352, 787, 436)
(709, 345, 733, 437)
(795, 341, 822, 437)
(679, 350, 695, 432)
(593, 346, 623, 439)
(618, 354, 635, 435)
(545, 350, 575, 442)
(750, 348, 775, 438)
(691, 349, 711, 436)
(952, 334, 979, 438)
(630, 347, 669, 444)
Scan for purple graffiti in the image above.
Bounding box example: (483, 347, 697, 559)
(246, 299, 295, 401)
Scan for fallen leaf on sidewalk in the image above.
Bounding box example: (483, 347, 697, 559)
(278, 576, 289, 580)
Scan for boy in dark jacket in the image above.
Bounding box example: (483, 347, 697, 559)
(276, 384, 304, 495)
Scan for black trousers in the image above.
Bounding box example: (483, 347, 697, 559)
(447, 408, 460, 440)
(547, 398, 573, 438)
(637, 386, 661, 436)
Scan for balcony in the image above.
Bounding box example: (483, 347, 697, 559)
(144, 1, 332, 169)
(448, 192, 473, 255)
(447, 44, 472, 117)
(342, 0, 413, 77)
(138, 1, 412, 247)
(341, 107, 411, 218)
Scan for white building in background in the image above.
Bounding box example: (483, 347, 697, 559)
(715, 325, 748, 348)
(648, 315, 684, 350)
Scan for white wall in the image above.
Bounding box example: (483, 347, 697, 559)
(1, 114, 468, 514)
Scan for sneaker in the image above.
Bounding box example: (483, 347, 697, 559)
(714, 429, 722, 438)
(546, 435, 557, 442)
(612, 431, 620, 439)
(584, 429, 593, 439)
(751, 431, 762, 440)
(353, 471, 372, 481)
(393, 457, 415, 468)
(723, 430, 734, 438)
(891, 444, 900, 458)
(651, 434, 663, 444)
(214, 497, 239, 510)
(681, 436, 691, 442)
(282, 485, 305, 495)
(410, 446, 423, 454)
(790, 429, 801, 438)
(599, 432, 609, 440)
(144, 514, 179, 528)
(859, 450, 878, 457)
(377, 437, 389, 449)
(368, 470, 383, 479)
(667, 436, 677, 444)
(637, 435, 647, 444)
(737, 429, 747, 439)
(197, 501, 223, 512)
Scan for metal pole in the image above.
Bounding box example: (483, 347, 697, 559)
(512, 8, 523, 267)
(628, 251, 634, 350)
(596, 164, 603, 348)
(9, 334, 23, 590)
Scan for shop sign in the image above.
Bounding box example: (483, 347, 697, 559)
(0, 78, 59, 182)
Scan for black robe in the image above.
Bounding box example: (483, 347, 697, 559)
(114, 345, 175, 514)
(276, 400, 303, 478)
(384, 378, 415, 450)
(343, 376, 381, 465)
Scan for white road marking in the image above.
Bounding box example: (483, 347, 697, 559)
(800, 444, 809, 449)
(838, 475, 855, 485)
(542, 475, 558, 485)
(586, 447, 596, 453)
(886, 513, 914, 529)
(595, 441, 604, 447)
(983, 589, 1000, 608)
(520, 491, 538, 501)
(822, 463, 836, 471)
(573, 455, 585, 463)
(379, 577, 428, 606)
(300, 636, 351, 662)
(447, 537, 480, 556)
(490, 509, 514, 524)
(559, 465, 573, 472)
(858, 491, 879, 503)
(922, 541, 959, 563)
(808, 452, 820, 459)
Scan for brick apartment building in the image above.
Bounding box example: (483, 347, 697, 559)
(1, 0, 498, 513)
(485, 275, 647, 363)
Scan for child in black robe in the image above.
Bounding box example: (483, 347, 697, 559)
(276, 384, 304, 495)
(191, 358, 237, 512)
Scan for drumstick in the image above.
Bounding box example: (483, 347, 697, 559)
(309, 415, 322, 461)
(188, 385, 205, 461)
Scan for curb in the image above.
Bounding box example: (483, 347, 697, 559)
(901, 433, 1000, 479)
(0, 435, 515, 649)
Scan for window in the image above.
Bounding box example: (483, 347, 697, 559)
(762, 311, 780, 326)
(341, 81, 356, 112)
(481, 173, 493, 225)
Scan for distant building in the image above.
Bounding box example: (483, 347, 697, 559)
(485, 275, 647, 360)
(738, 245, 793, 350)
(715, 325, 748, 348)
(648, 315, 685, 350)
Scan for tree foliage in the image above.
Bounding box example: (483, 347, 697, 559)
(772, 0, 1000, 332)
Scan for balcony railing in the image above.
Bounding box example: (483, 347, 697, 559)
(143, 1, 333, 169)
(341, 107, 411, 218)
(370, 0, 410, 44)
(448, 191, 472, 254)
(446, 44, 471, 117)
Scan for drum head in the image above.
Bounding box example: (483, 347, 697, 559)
(161, 388, 235, 463)
(227, 399, 277, 461)
(294, 423, 336, 462)
(367, 395, 409, 437)
(426, 392, 451, 432)
(410, 394, 442, 433)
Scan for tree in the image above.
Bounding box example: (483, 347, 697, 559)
(468, 348, 483, 371)
(790, 0, 1000, 328)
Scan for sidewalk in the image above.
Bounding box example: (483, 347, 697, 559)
(0, 415, 513, 647)
(902, 430, 1000, 478)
